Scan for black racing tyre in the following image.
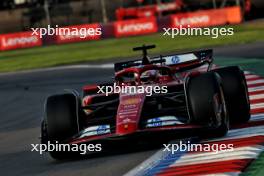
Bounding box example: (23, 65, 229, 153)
(46, 93, 79, 141)
(186, 72, 229, 138)
(45, 93, 80, 160)
(213, 66, 250, 124)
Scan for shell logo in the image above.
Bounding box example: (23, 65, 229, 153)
(122, 98, 141, 105)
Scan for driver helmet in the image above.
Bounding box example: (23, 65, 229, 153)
(141, 70, 159, 83)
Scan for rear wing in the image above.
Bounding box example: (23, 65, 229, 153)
(114, 49, 213, 72)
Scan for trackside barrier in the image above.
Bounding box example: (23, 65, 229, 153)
(0, 31, 42, 51)
(169, 6, 242, 28)
(113, 17, 158, 38)
(52, 23, 102, 44)
(0, 6, 242, 51)
(226, 6, 243, 24)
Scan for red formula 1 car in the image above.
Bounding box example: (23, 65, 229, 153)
(41, 45, 250, 160)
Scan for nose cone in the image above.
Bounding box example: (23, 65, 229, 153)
(116, 93, 146, 135)
(117, 123, 138, 135)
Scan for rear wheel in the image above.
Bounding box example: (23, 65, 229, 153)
(186, 72, 229, 138)
(45, 93, 80, 160)
(213, 66, 250, 124)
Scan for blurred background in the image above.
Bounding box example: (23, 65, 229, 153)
(0, 1, 264, 176)
(0, 0, 263, 72)
(0, 0, 263, 33)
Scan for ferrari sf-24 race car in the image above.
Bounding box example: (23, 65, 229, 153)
(41, 45, 250, 159)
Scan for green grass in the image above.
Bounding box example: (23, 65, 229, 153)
(0, 22, 263, 72)
(241, 152, 264, 176)
(215, 57, 264, 76)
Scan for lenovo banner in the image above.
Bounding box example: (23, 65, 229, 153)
(170, 6, 242, 28)
(53, 23, 102, 44)
(114, 18, 158, 37)
(0, 31, 42, 51)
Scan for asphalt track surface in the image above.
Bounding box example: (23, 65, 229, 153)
(0, 42, 263, 176)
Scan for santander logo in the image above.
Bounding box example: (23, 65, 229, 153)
(174, 15, 210, 26)
(2, 36, 38, 47)
(117, 22, 155, 34)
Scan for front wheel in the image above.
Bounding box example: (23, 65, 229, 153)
(44, 93, 81, 160)
(213, 66, 250, 124)
(186, 72, 229, 138)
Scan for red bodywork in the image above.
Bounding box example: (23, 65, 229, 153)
(70, 52, 213, 144)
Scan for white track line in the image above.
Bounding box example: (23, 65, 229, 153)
(123, 140, 182, 176)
